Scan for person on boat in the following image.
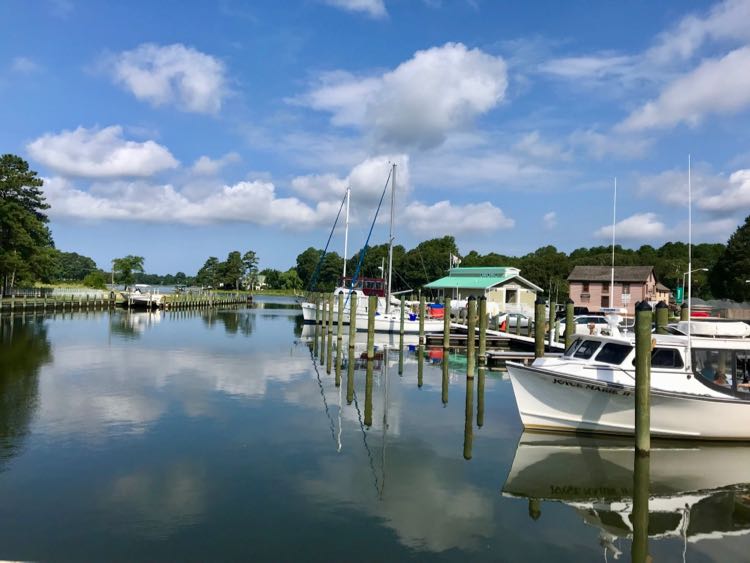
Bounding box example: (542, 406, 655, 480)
(715, 369, 728, 386)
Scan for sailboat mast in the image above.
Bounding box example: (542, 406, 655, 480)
(683, 155, 693, 366)
(343, 187, 350, 281)
(386, 163, 396, 314)
(611, 177, 617, 305)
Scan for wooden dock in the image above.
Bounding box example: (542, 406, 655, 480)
(426, 323, 566, 351)
(0, 292, 252, 313)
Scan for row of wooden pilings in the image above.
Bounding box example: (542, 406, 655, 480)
(0, 294, 117, 313)
(160, 292, 250, 310)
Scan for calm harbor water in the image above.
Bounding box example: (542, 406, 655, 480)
(1, 296, 749, 562)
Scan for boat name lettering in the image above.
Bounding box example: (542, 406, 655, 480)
(552, 377, 631, 396)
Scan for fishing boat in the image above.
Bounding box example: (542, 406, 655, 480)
(506, 319, 750, 439)
(120, 284, 164, 308)
(502, 432, 750, 556)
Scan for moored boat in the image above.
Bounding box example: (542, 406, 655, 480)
(507, 320, 750, 440)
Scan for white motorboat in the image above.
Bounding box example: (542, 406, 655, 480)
(120, 284, 164, 308)
(502, 432, 750, 554)
(507, 320, 750, 440)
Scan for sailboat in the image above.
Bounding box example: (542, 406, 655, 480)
(301, 164, 445, 334)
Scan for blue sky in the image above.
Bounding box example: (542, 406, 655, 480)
(2, 0, 750, 274)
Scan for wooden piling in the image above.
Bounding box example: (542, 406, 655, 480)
(548, 298, 556, 347)
(466, 296, 476, 378)
(327, 294, 334, 336)
(534, 297, 546, 358)
(680, 302, 689, 321)
(367, 295, 376, 360)
(337, 292, 344, 340)
(313, 294, 320, 357)
(635, 301, 652, 453)
(443, 296, 451, 349)
(418, 296, 426, 346)
(348, 292, 357, 347)
(565, 298, 574, 348)
(399, 295, 405, 339)
(478, 296, 487, 365)
(655, 300, 669, 335)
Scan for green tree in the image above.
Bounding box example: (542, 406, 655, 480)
(710, 215, 750, 301)
(112, 255, 145, 286)
(281, 268, 303, 290)
(402, 236, 458, 289)
(0, 155, 53, 293)
(296, 247, 323, 289)
(242, 250, 259, 288)
(223, 251, 244, 289)
(260, 268, 283, 289)
(196, 257, 221, 288)
(51, 250, 98, 281)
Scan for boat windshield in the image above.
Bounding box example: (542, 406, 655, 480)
(692, 349, 750, 397)
(593, 342, 632, 365)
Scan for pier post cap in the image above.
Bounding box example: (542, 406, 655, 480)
(468, 295, 476, 301)
(566, 298, 574, 304)
(535, 296, 546, 305)
(655, 300, 669, 309)
(478, 295, 486, 301)
(635, 301, 653, 313)
(680, 302, 689, 310)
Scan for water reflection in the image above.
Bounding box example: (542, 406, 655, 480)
(0, 316, 51, 470)
(502, 432, 750, 559)
(109, 309, 162, 339)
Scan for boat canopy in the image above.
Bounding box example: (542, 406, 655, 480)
(678, 321, 750, 338)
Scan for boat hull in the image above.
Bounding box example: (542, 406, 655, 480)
(299, 302, 444, 334)
(507, 362, 750, 440)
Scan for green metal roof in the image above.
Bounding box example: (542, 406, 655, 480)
(425, 274, 513, 290)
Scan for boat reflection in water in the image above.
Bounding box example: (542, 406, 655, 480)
(502, 432, 750, 559)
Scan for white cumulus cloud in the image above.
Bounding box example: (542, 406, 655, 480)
(698, 169, 750, 212)
(404, 200, 513, 236)
(300, 42, 507, 148)
(27, 125, 179, 178)
(619, 46, 750, 132)
(543, 211, 557, 229)
(42, 176, 335, 228)
(322, 0, 387, 18)
(11, 56, 42, 74)
(108, 43, 228, 114)
(595, 212, 666, 240)
(190, 152, 241, 175)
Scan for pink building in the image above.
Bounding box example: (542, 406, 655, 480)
(567, 266, 671, 315)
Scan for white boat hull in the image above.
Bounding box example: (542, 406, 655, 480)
(507, 362, 750, 440)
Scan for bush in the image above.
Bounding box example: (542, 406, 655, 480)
(83, 271, 107, 289)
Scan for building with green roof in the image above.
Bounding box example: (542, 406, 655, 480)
(424, 267, 542, 315)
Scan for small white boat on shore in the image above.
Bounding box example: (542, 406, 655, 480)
(120, 284, 164, 308)
(507, 320, 750, 440)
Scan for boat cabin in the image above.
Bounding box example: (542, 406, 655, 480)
(559, 324, 750, 399)
(340, 276, 385, 297)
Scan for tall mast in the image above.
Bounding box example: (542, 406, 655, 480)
(683, 155, 693, 366)
(611, 177, 617, 306)
(343, 186, 350, 281)
(386, 163, 396, 314)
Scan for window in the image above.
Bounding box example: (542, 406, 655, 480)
(595, 343, 632, 365)
(651, 348, 684, 369)
(622, 283, 630, 295)
(692, 349, 750, 395)
(573, 340, 601, 360)
(582, 282, 590, 293)
(564, 338, 583, 357)
(602, 282, 610, 294)
(601, 296, 610, 308)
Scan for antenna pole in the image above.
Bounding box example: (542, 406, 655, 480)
(343, 187, 350, 280)
(611, 177, 617, 307)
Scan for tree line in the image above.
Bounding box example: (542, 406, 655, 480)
(2, 153, 748, 301)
